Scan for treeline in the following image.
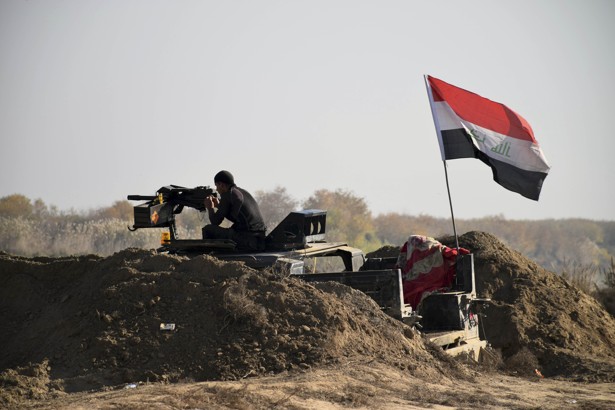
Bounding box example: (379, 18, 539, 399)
(1, 190, 614, 288)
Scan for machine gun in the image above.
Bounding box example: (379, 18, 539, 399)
(128, 184, 329, 253)
(127, 185, 216, 240)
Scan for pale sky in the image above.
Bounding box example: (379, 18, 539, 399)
(1, 0, 614, 221)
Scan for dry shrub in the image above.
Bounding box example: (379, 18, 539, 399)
(504, 348, 541, 377)
(604, 258, 615, 288)
(592, 258, 615, 317)
(560, 259, 599, 294)
(222, 278, 268, 327)
(477, 346, 505, 372)
(594, 287, 615, 318)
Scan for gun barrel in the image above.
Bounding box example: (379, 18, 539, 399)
(127, 195, 156, 201)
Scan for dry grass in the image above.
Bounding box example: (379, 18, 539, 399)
(0, 217, 161, 256)
(560, 258, 600, 294)
(504, 348, 541, 378)
(222, 279, 268, 327)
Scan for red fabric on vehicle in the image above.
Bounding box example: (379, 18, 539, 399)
(396, 236, 469, 309)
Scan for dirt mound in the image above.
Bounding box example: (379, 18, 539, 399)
(3, 231, 615, 406)
(440, 231, 615, 382)
(365, 245, 399, 258)
(0, 249, 451, 405)
(363, 232, 615, 381)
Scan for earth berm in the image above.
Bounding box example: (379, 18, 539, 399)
(1, 231, 614, 409)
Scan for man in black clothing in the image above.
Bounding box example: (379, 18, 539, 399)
(202, 170, 267, 250)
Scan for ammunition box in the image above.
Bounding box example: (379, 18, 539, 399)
(132, 202, 174, 228)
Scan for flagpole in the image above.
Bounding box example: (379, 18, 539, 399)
(442, 161, 460, 250)
(424, 75, 459, 250)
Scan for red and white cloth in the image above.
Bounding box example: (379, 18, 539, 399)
(396, 235, 469, 309)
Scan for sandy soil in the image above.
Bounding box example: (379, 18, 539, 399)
(1, 231, 615, 409)
(16, 362, 615, 410)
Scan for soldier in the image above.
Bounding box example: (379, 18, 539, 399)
(203, 170, 266, 251)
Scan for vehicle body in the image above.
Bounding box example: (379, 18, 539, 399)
(128, 187, 487, 360)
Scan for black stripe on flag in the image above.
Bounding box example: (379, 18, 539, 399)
(440, 128, 476, 159)
(486, 156, 549, 201)
(441, 129, 548, 200)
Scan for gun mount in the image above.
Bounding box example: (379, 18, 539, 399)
(127, 185, 216, 240)
(127, 185, 328, 253)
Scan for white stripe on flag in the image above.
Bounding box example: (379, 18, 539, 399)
(433, 101, 463, 131)
(460, 121, 551, 174)
(435, 100, 550, 173)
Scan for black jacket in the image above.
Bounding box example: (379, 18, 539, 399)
(208, 185, 266, 232)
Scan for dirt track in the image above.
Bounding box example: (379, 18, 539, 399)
(1, 231, 615, 408)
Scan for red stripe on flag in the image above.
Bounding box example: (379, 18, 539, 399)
(428, 76, 536, 143)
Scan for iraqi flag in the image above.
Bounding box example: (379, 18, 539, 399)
(425, 75, 550, 200)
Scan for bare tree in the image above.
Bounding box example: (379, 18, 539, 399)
(254, 186, 298, 232)
(303, 189, 381, 251)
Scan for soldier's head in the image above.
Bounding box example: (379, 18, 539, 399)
(214, 170, 235, 193)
